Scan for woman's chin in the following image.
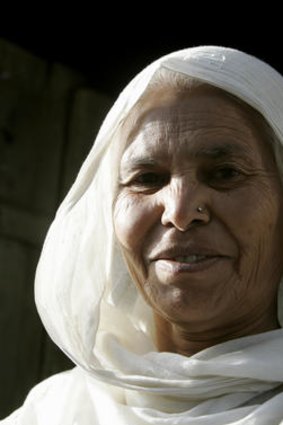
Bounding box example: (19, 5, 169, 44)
(146, 259, 236, 325)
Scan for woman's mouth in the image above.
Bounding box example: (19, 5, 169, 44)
(155, 256, 224, 273)
(173, 255, 209, 264)
(149, 249, 232, 276)
(148, 244, 233, 276)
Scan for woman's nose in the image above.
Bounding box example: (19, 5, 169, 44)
(160, 180, 210, 231)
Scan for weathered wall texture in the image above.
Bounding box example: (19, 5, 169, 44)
(0, 38, 112, 418)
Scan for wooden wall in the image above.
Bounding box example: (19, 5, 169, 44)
(0, 39, 112, 418)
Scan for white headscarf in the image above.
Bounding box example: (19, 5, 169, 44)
(5, 46, 283, 425)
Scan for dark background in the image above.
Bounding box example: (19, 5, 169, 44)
(1, 23, 282, 98)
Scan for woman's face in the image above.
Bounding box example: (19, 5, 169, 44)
(113, 86, 283, 334)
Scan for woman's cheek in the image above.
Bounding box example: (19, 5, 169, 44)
(113, 191, 155, 251)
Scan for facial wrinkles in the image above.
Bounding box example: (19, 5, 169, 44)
(113, 89, 283, 350)
(123, 114, 281, 288)
(122, 110, 262, 176)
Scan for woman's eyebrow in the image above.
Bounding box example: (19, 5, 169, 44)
(121, 157, 158, 171)
(193, 143, 249, 160)
(121, 143, 250, 173)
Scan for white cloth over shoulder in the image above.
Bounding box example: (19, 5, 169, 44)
(4, 45, 283, 424)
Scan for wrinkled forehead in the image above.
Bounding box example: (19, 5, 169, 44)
(118, 83, 275, 161)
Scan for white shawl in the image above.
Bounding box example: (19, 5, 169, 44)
(4, 45, 283, 425)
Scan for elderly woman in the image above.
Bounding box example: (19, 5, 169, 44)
(4, 46, 283, 424)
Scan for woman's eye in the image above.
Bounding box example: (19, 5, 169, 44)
(205, 166, 243, 188)
(213, 167, 241, 180)
(133, 172, 167, 188)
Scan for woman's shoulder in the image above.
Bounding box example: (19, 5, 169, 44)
(1, 367, 91, 425)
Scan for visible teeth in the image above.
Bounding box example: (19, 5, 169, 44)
(175, 255, 207, 263)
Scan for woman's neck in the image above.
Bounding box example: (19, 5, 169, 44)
(154, 312, 280, 356)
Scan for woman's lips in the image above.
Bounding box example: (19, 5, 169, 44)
(148, 244, 233, 275)
(153, 255, 228, 274)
